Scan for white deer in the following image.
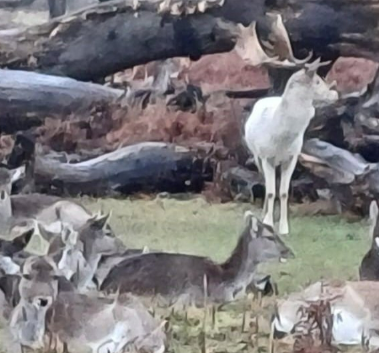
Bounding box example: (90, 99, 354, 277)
(235, 16, 339, 235)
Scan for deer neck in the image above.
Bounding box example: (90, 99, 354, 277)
(77, 254, 102, 291)
(221, 233, 255, 287)
(15, 300, 47, 349)
(279, 87, 315, 128)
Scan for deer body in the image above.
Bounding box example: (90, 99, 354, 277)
(101, 212, 294, 306)
(245, 96, 314, 167)
(244, 66, 338, 235)
(273, 280, 379, 347)
(0, 167, 114, 238)
(9, 255, 165, 353)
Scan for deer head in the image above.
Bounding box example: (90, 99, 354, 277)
(10, 256, 59, 351)
(18, 256, 59, 306)
(79, 211, 124, 262)
(284, 58, 339, 107)
(244, 211, 295, 264)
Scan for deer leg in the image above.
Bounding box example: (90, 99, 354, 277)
(279, 156, 297, 235)
(261, 159, 276, 228)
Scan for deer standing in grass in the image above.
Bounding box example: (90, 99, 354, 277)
(235, 16, 339, 235)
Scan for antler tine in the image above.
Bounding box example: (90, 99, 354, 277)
(268, 13, 313, 65)
(305, 57, 332, 72)
(235, 22, 280, 67)
(235, 19, 311, 69)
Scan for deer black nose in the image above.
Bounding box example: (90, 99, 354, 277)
(39, 298, 48, 307)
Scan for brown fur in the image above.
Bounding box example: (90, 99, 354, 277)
(101, 214, 293, 305)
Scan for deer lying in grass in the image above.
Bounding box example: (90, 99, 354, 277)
(0, 167, 114, 236)
(10, 255, 166, 353)
(272, 280, 379, 348)
(360, 200, 379, 281)
(234, 16, 339, 235)
(100, 211, 294, 306)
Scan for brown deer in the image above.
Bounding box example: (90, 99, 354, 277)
(273, 280, 379, 348)
(0, 167, 114, 237)
(100, 211, 294, 306)
(9, 255, 166, 353)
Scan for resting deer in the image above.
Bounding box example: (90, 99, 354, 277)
(360, 200, 379, 281)
(0, 167, 114, 236)
(100, 211, 294, 306)
(272, 280, 379, 347)
(234, 16, 338, 235)
(10, 255, 166, 353)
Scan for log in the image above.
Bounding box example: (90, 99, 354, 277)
(298, 138, 379, 215)
(1, 0, 379, 82)
(0, 0, 36, 7)
(0, 69, 123, 133)
(33, 142, 211, 196)
(0, 0, 239, 81)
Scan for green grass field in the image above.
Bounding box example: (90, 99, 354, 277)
(84, 196, 368, 294)
(85, 197, 368, 353)
(3, 196, 370, 353)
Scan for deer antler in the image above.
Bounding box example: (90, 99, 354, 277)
(235, 15, 313, 69)
(304, 57, 332, 72)
(266, 13, 313, 65)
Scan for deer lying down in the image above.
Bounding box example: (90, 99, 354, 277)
(272, 280, 379, 347)
(360, 200, 379, 281)
(101, 211, 294, 306)
(0, 167, 114, 236)
(10, 256, 166, 353)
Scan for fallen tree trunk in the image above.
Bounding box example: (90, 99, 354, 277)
(0, 0, 36, 7)
(0, 69, 123, 133)
(0, 0, 238, 81)
(33, 142, 211, 196)
(1, 0, 379, 81)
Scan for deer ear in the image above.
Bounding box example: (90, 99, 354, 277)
(91, 211, 112, 230)
(249, 217, 260, 238)
(12, 228, 34, 251)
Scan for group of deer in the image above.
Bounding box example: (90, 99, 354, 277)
(0, 165, 294, 353)
(235, 14, 379, 348)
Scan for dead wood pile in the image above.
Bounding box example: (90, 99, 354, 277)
(2, 0, 379, 216)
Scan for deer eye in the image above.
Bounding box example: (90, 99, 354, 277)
(22, 274, 32, 280)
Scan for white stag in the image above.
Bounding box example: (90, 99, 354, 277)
(235, 16, 339, 235)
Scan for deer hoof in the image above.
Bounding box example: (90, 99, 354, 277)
(279, 224, 289, 236)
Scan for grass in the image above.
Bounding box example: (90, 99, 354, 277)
(4, 196, 370, 353)
(84, 196, 368, 294)
(84, 196, 368, 353)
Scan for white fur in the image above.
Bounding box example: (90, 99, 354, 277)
(0, 256, 20, 275)
(244, 68, 338, 235)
